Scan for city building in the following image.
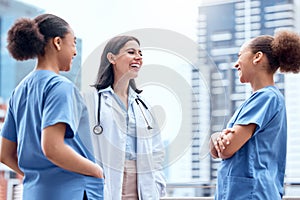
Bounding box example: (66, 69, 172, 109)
(196, 0, 299, 196)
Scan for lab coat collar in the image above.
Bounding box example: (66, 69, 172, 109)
(98, 86, 141, 98)
(98, 86, 113, 94)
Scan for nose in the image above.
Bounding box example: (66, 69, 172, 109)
(233, 61, 239, 69)
(135, 53, 142, 60)
(74, 48, 77, 57)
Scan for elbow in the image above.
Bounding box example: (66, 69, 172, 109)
(210, 149, 219, 159)
(41, 143, 58, 161)
(0, 149, 12, 166)
(0, 154, 6, 165)
(0, 151, 4, 163)
(219, 150, 235, 160)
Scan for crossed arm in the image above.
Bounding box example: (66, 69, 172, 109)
(209, 123, 256, 159)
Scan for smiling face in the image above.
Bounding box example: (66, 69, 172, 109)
(111, 40, 143, 82)
(234, 41, 256, 83)
(57, 28, 77, 72)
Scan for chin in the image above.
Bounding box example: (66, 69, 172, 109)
(129, 71, 139, 78)
(62, 66, 71, 72)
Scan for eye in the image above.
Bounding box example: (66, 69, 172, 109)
(233, 54, 238, 60)
(128, 51, 135, 54)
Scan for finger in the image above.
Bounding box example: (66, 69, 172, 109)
(217, 138, 226, 151)
(222, 129, 231, 135)
(221, 134, 230, 145)
(214, 141, 220, 153)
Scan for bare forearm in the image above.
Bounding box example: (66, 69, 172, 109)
(1, 158, 24, 176)
(0, 138, 24, 176)
(210, 131, 232, 159)
(44, 144, 103, 178)
(42, 123, 103, 178)
(211, 125, 254, 160)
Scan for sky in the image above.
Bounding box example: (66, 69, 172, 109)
(20, 0, 203, 61)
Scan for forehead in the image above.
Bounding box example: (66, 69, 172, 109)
(63, 27, 75, 39)
(121, 40, 140, 50)
(239, 40, 252, 53)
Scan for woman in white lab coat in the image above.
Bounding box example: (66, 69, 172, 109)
(83, 35, 166, 200)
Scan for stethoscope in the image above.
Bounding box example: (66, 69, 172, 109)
(93, 92, 153, 135)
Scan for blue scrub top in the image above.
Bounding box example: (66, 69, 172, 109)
(215, 86, 287, 200)
(1, 70, 103, 200)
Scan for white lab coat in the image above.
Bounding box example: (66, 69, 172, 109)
(82, 87, 166, 200)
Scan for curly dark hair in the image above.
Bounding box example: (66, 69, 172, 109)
(7, 13, 69, 61)
(249, 30, 300, 73)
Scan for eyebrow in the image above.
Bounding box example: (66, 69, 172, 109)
(125, 47, 141, 51)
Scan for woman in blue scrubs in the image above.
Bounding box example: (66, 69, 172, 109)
(210, 30, 300, 199)
(0, 14, 104, 200)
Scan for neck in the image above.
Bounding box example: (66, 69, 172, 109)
(113, 79, 129, 97)
(251, 73, 274, 92)
(36, 58, 59, 74)
(113, 79, 129, 109)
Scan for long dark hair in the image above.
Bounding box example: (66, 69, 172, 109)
(93, 35, 142, 93)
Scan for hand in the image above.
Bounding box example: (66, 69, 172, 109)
(211, 128, 234, 157)
(209, 132, 221, 158)
(95, 164, 104, 179)
(216, 128, 233, 151)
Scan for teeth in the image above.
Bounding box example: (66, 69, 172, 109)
(131, 64, 140, 68)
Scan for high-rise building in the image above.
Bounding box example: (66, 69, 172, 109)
(195, 0, 296, 196)
(0, 0, 41, 101)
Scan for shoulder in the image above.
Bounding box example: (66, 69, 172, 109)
(251, 86, 282, 102)
(244, 86, 284, 113)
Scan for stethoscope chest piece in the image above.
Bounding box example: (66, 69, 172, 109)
(93, 124, 103, 135)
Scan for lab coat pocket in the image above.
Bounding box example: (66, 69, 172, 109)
(154, 172, 166, 197)
(222, 176, 255, 200)
(155, 180, 166, 197)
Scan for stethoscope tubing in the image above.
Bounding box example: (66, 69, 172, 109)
(93, 91, 152, 135)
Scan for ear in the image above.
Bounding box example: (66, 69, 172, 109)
(253, 51, 263, 65)
(53, 36, 61, 51)
(107, 52, 116, 64)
